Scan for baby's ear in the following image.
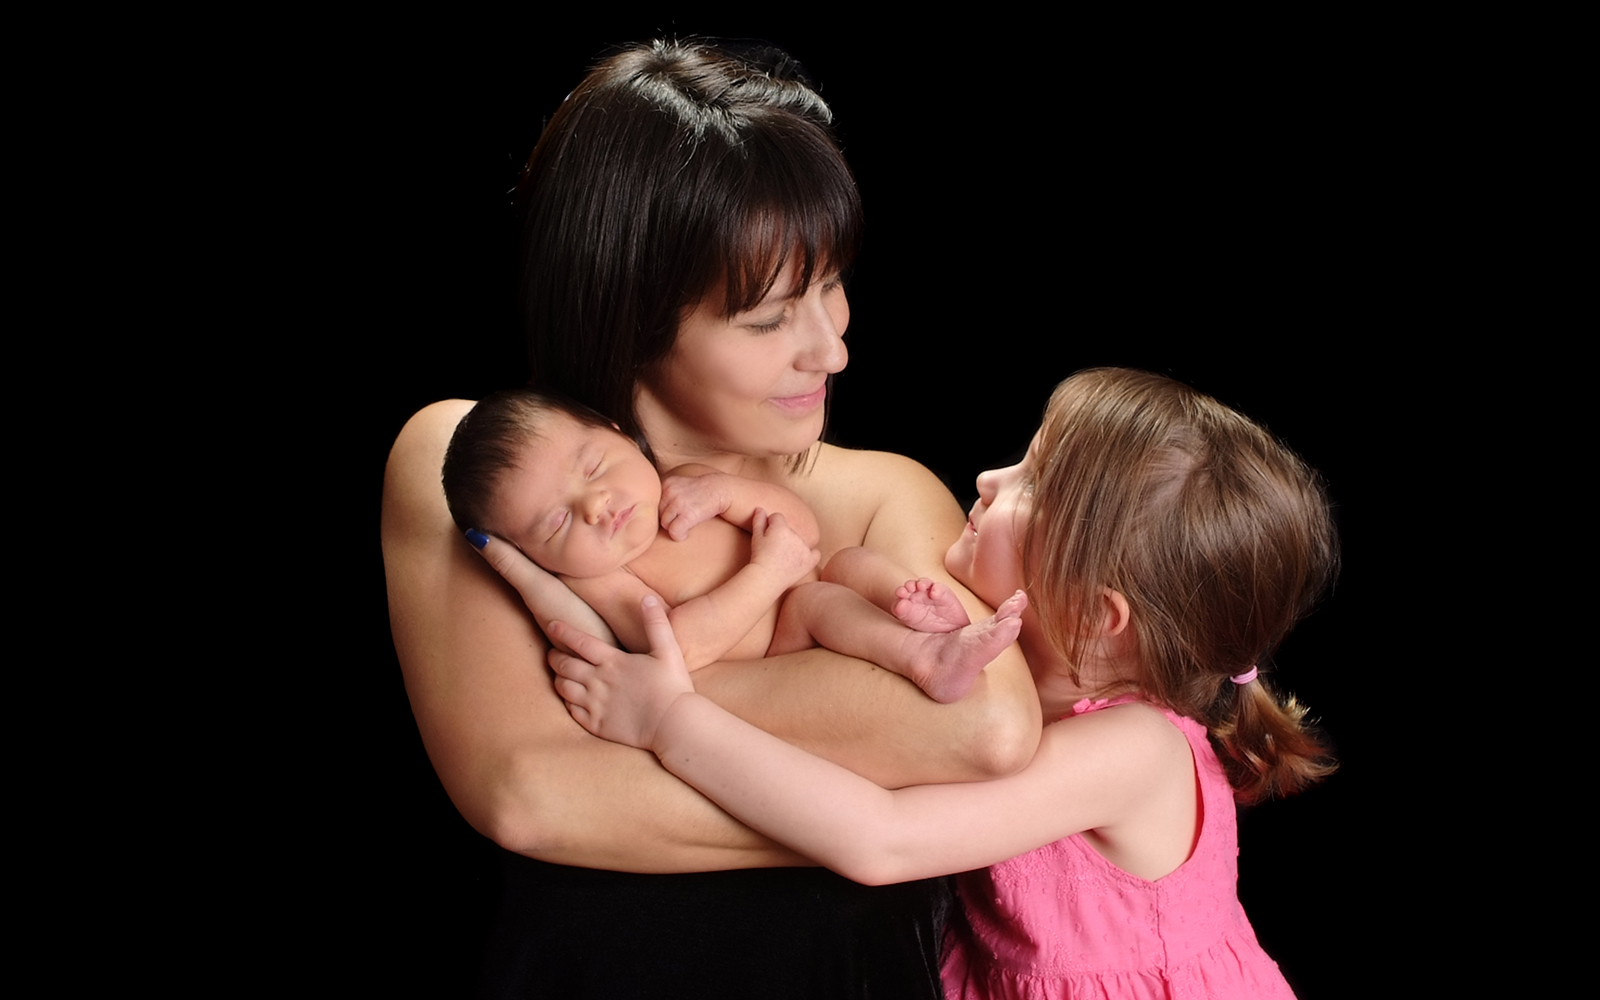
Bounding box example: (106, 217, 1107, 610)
(1097, 588, 1132, 637)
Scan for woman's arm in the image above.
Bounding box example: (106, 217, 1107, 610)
(471, 532, 618, 653)
(383, 401, 806, 871)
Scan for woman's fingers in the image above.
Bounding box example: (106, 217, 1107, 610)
(469, 529, 526, 580)
(468, 530, 563, 607)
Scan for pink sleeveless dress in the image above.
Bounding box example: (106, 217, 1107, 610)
(940, 697, 1297, 999)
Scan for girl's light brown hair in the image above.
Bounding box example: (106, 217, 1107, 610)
(1026, 368, 1338, 803)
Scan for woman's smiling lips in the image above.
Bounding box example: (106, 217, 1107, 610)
(769, 383, 827, 414)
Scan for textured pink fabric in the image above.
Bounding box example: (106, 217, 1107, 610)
(941, 699, 1296, 999)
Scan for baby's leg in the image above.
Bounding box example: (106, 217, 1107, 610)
(822, 546, 977, 634)
(892, 578, 972, 633)
(775, 582, 1029, 704)
(822, 547, 920, 609)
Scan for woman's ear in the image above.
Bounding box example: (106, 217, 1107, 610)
(1098, 588, 1132, 637)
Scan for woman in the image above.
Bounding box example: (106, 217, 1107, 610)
(382, 40, 1040, 997)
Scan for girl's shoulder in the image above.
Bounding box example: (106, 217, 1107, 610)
(1051, 699, 1196, 757)
(1041, 700, 1203, 881)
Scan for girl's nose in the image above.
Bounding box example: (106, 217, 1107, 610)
(581, 491, 609, 524)
(975, 467, 999, 502)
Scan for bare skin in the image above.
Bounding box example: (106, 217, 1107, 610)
(385, 259, 1039, 872)
(772, 577, 1028, 704)
(893, 578, 974, 632)
(384, 402, 1043, 873)
(490, 445, 1026, 701)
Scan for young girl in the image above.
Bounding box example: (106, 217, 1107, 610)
(544, 367, 1337, 998)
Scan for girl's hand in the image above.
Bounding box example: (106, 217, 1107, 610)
(547, 596, 696, 750)
(659, 473, 731, 541)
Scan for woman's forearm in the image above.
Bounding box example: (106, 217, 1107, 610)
(693, 642, 1038, 787)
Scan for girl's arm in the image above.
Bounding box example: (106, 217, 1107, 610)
(385, 405, 1040, 873)
(550, 598, 1189, 886)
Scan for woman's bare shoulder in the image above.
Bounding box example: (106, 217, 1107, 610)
(384, 400, 474, 530)
(786, 443, 965, 575)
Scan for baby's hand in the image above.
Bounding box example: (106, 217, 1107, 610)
(749, 509, 821, 588)
(547, 596, 695, 750)
(660, 473, 731, 541)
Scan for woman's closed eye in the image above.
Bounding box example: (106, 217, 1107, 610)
(748, 310, 788, 334)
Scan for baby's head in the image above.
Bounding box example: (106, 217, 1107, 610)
(1024, 369, 1337, 708)
(443, 388, 662, 578)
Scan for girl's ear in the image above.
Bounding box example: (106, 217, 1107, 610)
(1098, 588, 1132, 637)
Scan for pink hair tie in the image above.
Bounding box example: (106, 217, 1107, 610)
(1230, 666, 1258, 685)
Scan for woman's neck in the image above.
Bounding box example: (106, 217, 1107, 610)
(649, 443, 786, 479)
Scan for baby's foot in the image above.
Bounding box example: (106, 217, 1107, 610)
(893, 578, 972, 633)
(902, 590, 1029, 704)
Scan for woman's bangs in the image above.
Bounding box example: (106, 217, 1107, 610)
(718, 139, 861, 315)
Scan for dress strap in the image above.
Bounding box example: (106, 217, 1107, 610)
(1064, 692, 1145, 719)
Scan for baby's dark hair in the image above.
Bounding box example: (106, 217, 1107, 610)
(1026, 369, 1339, 803)
(441, 388, 618, 536)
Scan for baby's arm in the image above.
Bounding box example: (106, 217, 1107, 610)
(571, 512, 820, 669)
(662, 510, 818, 669)
(659, 464, 822, 547)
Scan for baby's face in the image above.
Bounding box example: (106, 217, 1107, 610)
(489, 412, 662, 578)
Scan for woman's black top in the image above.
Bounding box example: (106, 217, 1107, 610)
(478, 850, 954, 999)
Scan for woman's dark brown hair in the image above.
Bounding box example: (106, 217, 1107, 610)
(1026, 368, 1339, 803)
(517, 40, 861, 450)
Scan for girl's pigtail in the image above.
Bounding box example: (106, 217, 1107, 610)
(1210, 673, 1336, 805)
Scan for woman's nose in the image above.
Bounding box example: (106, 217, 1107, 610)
(798, 289, 848, 373)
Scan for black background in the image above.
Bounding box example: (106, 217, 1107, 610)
(309, 17, 1435, 998)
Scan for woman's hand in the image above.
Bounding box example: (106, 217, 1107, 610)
(468, 529, 619, 651)
(549, 596, 696, 750)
